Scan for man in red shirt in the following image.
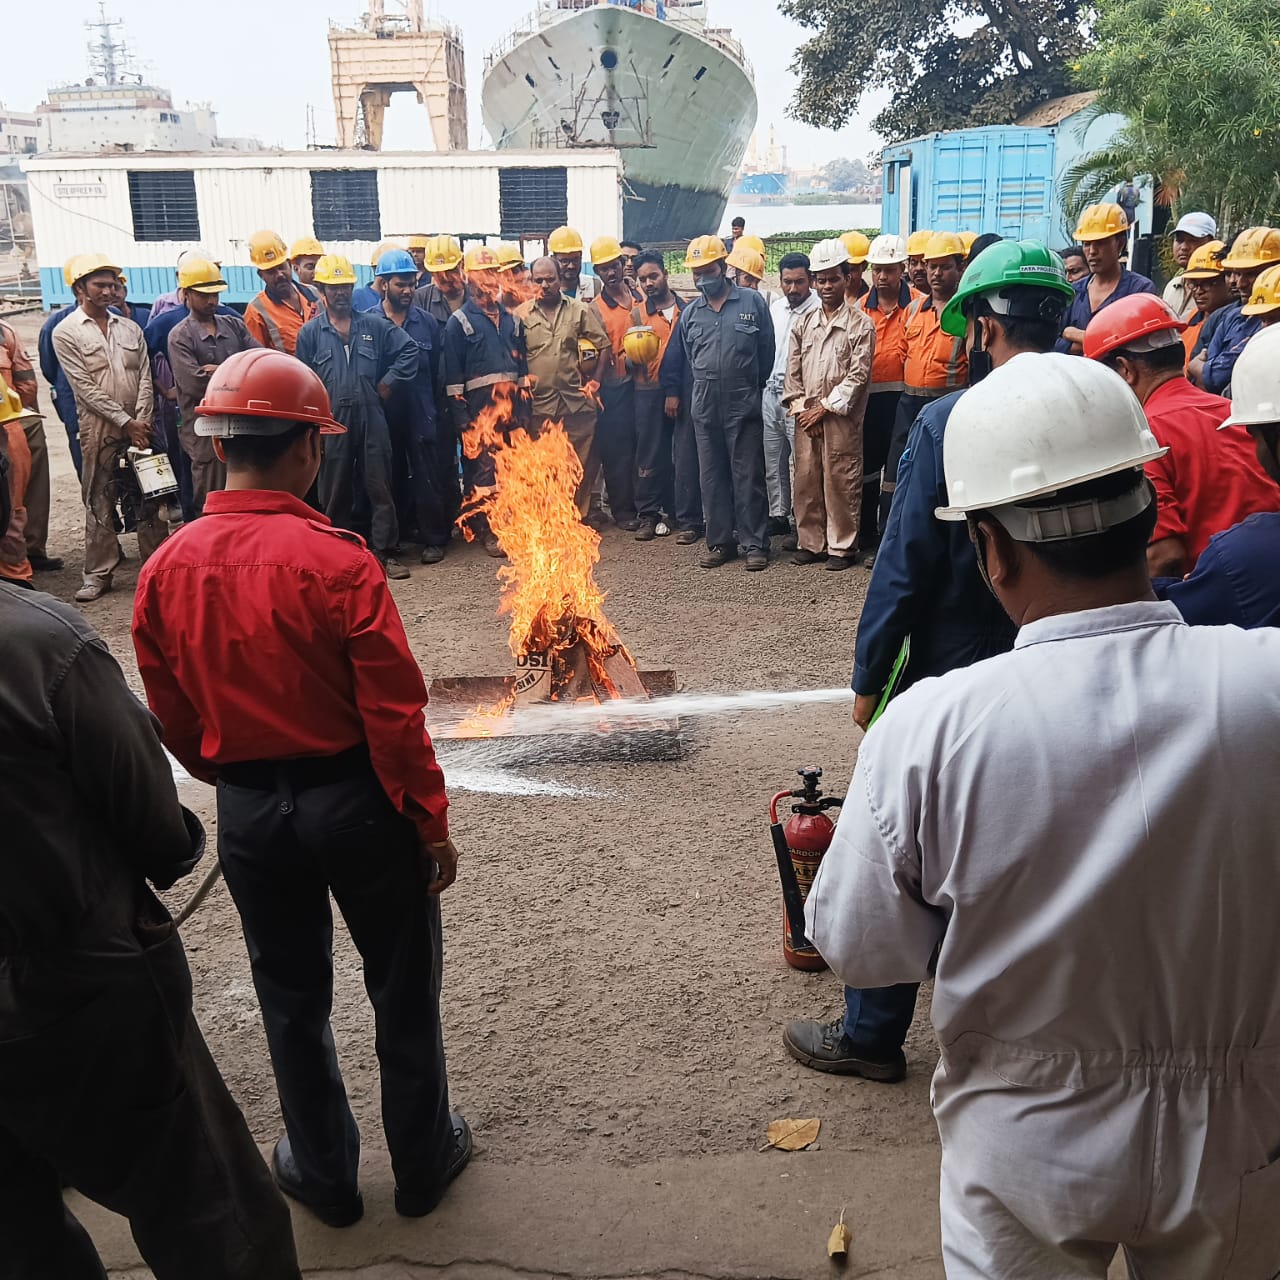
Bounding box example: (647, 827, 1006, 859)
(1085, 295, 1280, 576)
(131, 349, 470, 1230)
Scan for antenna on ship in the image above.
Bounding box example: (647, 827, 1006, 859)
(85, 2, 126, 86)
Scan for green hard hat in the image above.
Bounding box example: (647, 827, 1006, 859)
(940, 239, 1075, 337)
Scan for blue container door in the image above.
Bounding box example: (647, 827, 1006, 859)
(931, 133, 990, 232)
(992, 133, 1053, 242)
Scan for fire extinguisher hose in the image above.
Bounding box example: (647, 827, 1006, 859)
(769, 791, 815, 953)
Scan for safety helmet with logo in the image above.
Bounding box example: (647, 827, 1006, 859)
(940, 239, 1074, 338)
(194, 349, 346, 437)
(1082, 294, 1186, 362)
(936, 353, 1166, 538)
(548, 226, 584, 255)
(495, 242, 525, 271)
(866, 234, 908, 266)
(423, 234, 464, 273)
(808, 238, 851, 274)
(623, 325, 660, 366)
(375, 248, 418, 278)
(177, 258, 228, 294)
(684, 235, 727, 270)
(71, 253, 123, 287)
(726, 245, 766, 278)
(464, 244, 502, 273)
(1073, 203, 1130, 243)
(1181, 240, 1226, 279)
(248, 230, 289, 271)
(577, 338, 600, 366)
(313, 254, 358, 286)
(906, 229, 934, 257)
(923, 231, 966, 261)
(1241, 263, 1280, 317)
(840, 231, 871, 265)
(589, 236, 624, 268)
(369, 241, 401, 270)
(737, 234, 767, 257)
(408, 234, 429, 251)
(0, 383, 38, 427)
(1220, 326, 1280, 428)
(289, 235, 324, 260)
(1220, 226, 1280, 270)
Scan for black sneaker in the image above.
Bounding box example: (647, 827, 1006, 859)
(394, 1113, 474, 1218)
(782, 1017, 906, 1082)
(634, 518, 657, 542)
(271, 1136, 364, 1228)
(699, 544, 738, 568)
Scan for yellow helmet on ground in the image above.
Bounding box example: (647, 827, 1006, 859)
(464, 244, 502, 273)
(906, 229, 934, 257)
(923, 231, 966, 261)
(495, 242, 525, 271)
(1221, 226, 1280, 270)
(684, 235, 727, 270)
(314, 254, 358, 286)
(1074, 203, 1129, 242)
(726, 245, 765, 278)
(840, 231, 871, 265)
(1241, 263, 1280, 316)
(737, 234, 767, 256)
(289, 235, 324, 260)
(623, 325, 660, 366)
(1182, 240, 1226, 279)
(424, 234, 464, 273)
(177, 258, 228, 293)
(548, 226, 584, 254)
(248, 230, 289, 270)
(589, 236, 624, 267)
(71, 253, 124, 286)
(408, 234, 429, 250)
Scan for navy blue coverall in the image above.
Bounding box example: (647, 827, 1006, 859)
(1156, 511, 1280, 627)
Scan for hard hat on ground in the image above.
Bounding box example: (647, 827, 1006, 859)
(71, 253, 123, 286)
(737, 234, 767, 256)
(684, 235, 727, 270)
(177, 257, 228, 294)
(589, 236, 624, 267)
(958, 231, 979, 255)
(906, 229, 934, 256)
(727, 245, 765, 278)
(1220, 326, 1280, 428)
(1181, 240, 1226, 279)
(464, 244, 502, 273)
(936, 353, 1166, 528)
(940, 239, 1074, 338)
(195, 349, 345, 437)
(1074, 203, 1130, 242)
(495, 242, 525, 271)
(1221, 226, 1280, 270)
(1173, 211, 1217, 240)
(408, 234, 430, 250)
(623, 326, 660, 366)
(1083, 294, 1186, 361)
(289, 235, 324, 260)
(548, 226, 584, 255)
(369, 241, 401, 269)
(1241, 264, 1280, 316)
(0, 384, 39, 426)
(923, 231, 966, 261)
(249, 230, 289, 270)
(840, 231, 871, 265)
(808, 239, 851, 274)
(866, 234, 908, 266)
(424, 234, 464, 273)
(375, 248, 418, 278)
(314, 254, 358, 286)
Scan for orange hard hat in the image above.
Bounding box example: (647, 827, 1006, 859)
(194, 349, 346, 436)
(1082, 294, 1186, 363)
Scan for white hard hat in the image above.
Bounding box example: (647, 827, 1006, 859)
(1219, 326, 1280, 429)
(808, 238, 851, 274)
(935, 353, 1167, 533)
(866, 234, 908, 266)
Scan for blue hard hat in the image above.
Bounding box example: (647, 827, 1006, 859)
(375, 248, 418, 277)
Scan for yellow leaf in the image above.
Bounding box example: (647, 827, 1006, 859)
(827, 1220, 853, 1258)
(764, 1117, 821, 1151)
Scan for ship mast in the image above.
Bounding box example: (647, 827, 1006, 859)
(85, 2, 127, 85)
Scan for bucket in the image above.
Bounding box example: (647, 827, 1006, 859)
(129, 448, 179, 499)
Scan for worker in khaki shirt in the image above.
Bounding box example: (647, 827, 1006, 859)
(520, 256, 609, 516)
(52, 254, 166, 603)
(783, 238, 876, 570)
(245, 231, 318, 355)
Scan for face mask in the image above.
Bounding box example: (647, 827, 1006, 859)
(697, 275, 727, 298)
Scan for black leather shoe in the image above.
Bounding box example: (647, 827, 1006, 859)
(29, 554, 64, 571)
(699, 544, 738, 568)
(420, 545, 446, 565)
(791, 548, 822, 565)
(782, 1017, 906, 1082)
(271, 1136, 363, 1228)
(745, 549, 769, 571)
(675, 527, 704, 545)
(634, 518, 657, 542)
(825, 553, 859, 571)
(394, 1113, 474, 1218)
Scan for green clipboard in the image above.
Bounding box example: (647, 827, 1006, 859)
(867, 637, 910, 728)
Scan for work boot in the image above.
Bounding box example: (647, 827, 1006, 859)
(394, 1113, 474, 1218)
(29, 553, 64, 571)
(767, 515, 792, 537)
(699, 544, 737, 569)
(74, 580, 111, 603)
(782, 1017, 906, 1082)
(483, 536, 506, 559)
(791, 548, 822, 566)
(615, 515, 641, 532)
(745, 549, 769, 572)
(825, 553, 859, 571)
(421, 545, 446, 565)
(381, 555, 411, 580)
(271, 1136, 364, 1228)
(675, 526, 703, 545)
(634, 517, 657, 542)
(780, 532, 798, 552)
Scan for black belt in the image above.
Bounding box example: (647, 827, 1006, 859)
(218, 743, 371, 791)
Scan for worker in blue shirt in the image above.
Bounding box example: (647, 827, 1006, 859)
(1198, 227, 1280, 395)
(38, 300, 87, 475)
(1158, 325, 1280, 627)
(783, 241, 1072, 1083)
(1057, 203, 1156, 353)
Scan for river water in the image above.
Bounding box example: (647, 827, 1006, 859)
(719, 202, 881, 237)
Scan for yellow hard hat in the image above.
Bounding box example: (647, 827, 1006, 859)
(62, 254, 88, 288)
(424, 234, 464, 273)
(115, 273, 128, 287)
(314, 254, 358, 286)
(589, 236, 624, 267)
(370, 240, 401, 269)
(1241, 263, 1280, 316)
(1073, 203, 1129, 242)
(906, 229, 934, 257)
(726, 245, 765, 278)
(840, 231, 871, 264)
(548, 225, 584, 254)
(684, 235, 727, 270)
(1221, 226, 1280, 270)
(623, 325, 660, 366)
(177, 257, 228, 293)
(923, 231, 966, 260)
(289, 236, 324, 260)
(408, 234, 429, 250)
(249, 230, 289, 270)
(495, 242, 525, 270)
(738, 234, 767, 256)
(72, 253, 124, 286)
(1182, 240, 1226, 280)
(0, 384, 37, 426)
(577, 337, 600, 364)
(464, 244, 502, 273)
(958, 231, 979, 254)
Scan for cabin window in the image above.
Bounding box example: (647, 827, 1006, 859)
(694, 66, 707, 80)
(127, 170, 200, 241)
(310, 169, 381, 242)
(498, 167, 569, 239)
(887, 165, 896, 195)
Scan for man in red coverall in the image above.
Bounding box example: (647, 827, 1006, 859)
(131, 348, 470, 1230)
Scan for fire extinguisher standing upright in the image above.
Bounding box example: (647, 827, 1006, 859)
(769, 767, 843, 970)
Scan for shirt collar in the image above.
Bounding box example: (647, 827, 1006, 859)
(78, 307, 121, 326)
(644, 294, 683, 315)
(1014, 600, 1185, 650)
(202, 489, 330, 522)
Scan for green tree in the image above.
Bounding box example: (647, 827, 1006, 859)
(781, 0, 1089, 140)
(822, 157, 874, 190)
(1067, 0, 1280, 228)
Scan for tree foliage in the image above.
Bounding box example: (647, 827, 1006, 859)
(1071, 0, 1280, 227)
(781, 0, 1090, 140)
(822, 157, 876, 190)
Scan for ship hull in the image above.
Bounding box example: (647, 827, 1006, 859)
(482, 6, 756, 242)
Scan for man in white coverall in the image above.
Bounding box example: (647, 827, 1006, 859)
(806, 351, 1280, 1278)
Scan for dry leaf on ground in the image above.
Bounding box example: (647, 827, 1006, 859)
(763, 1116, 821, 1151)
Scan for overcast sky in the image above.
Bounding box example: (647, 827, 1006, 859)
(6, 0, 885, 170)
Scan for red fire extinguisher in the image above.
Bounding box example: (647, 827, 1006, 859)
(769, 766, 843, 971)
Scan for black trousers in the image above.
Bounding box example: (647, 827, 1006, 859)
(672, 395, 703, 531)
(0, 915, 300, 1280)
(598, 381, 638, 522)
(861, 390, 901, 551)
(216, 750, 452, 1201)
(879, 391, 936, 531)
(634, 386, 675, 520)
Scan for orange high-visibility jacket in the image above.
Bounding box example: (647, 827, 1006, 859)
(902, 295, 968, 397)
(858, 281, 922, 393)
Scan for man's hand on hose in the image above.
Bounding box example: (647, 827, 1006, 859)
(422, 837, 459, 895)
(853, 692, 880, 732)
(125, 418, 153, 449)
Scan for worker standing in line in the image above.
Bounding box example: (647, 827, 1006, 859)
(1083, 294, 1279, 577)
(111, 274, 149, 328)
(840, 232, 870, 304)
(880, 232, 969, 530)
(723, 215, 746, 252)
(1241, 263, 1280, 327)
(548, 225, 596, 302)
(806, 352, 1280, 1277)
(678, 235, 774, 571)
(619, 239, 643, 286)
(1060, 245, 1088, 284)
(289, 235, 324, 294)
(354, 242, 399, 314)
(657, 287, 706, 547)
(1158, 325, 1280, 627)
(905, 229, 933, 295)
(407, 234, 432, 288)
(495, 242, 530, 309)
(38, 255, 92, 478)
(1057, 202, 1157, 353)
(413, 235, 469, 317)
(245, 230, 318, 355)
(1199, 226, 1280, 395)
(132, 349, 469, 1232)
(784, 242, 1069, 1081)
(856, 233, 921, 563)
(727, 245, 775, 303)
(53, 254, 169, 604)
(296, 254, 418, 580)
(1163, 211, 1217, 318)
(1179, 240, 1230, 371)
(373, 248, 456, 565)
(0, 387, 36, 584)
(782, 238, 875, 571)
(168, 258, 260, 514)
(442, 244, 531, 557)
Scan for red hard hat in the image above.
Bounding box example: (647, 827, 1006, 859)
(1083, 294, 1187, 362)
(194, 349, 345, 434)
